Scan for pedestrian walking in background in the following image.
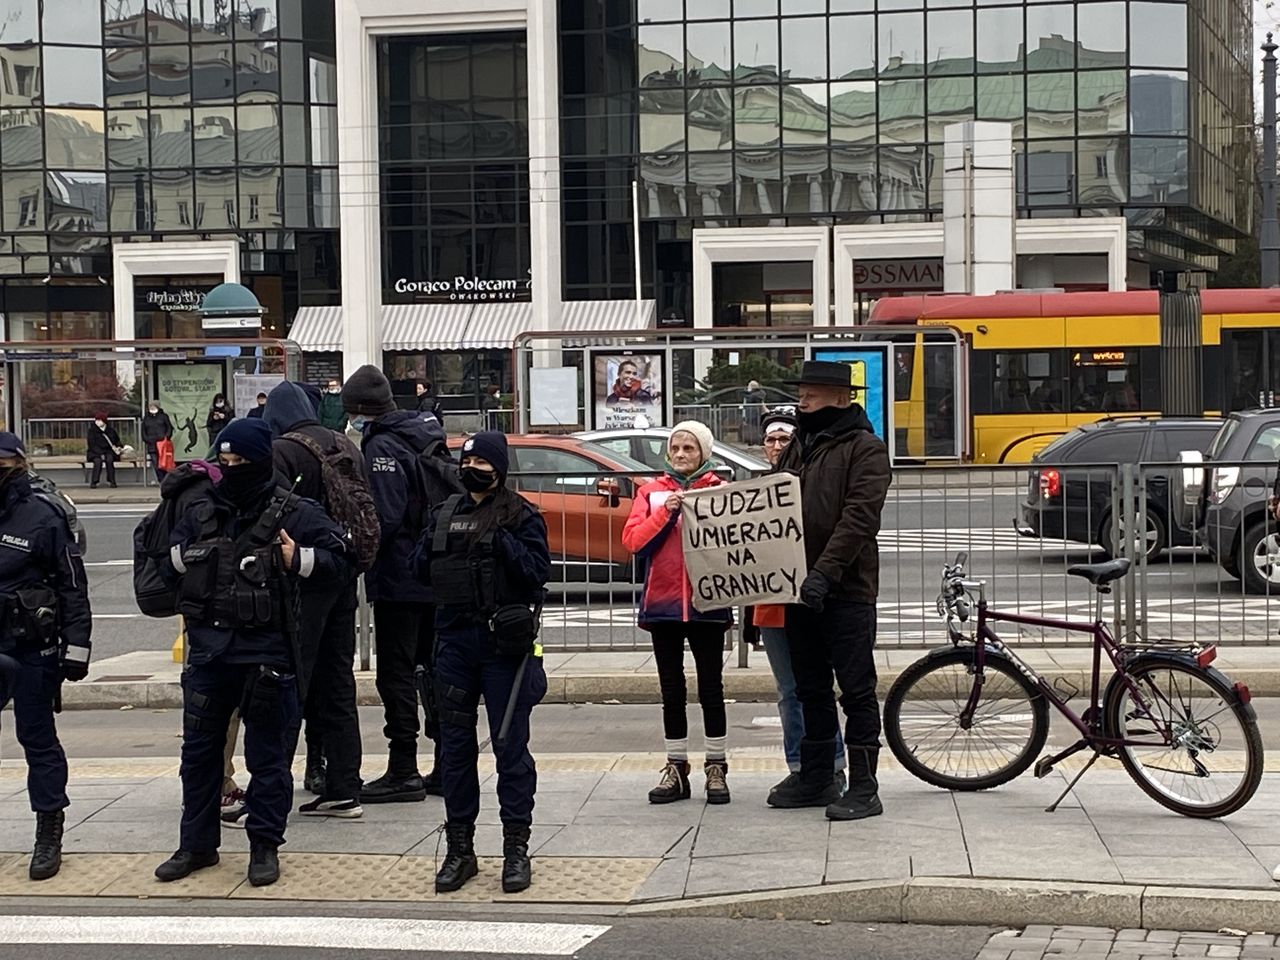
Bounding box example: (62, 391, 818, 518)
(752, 408, 846, 801)
(265, 381, 377, 819)
(154, 418, 352, 888)
(142, 403, 174, 482)
(415, 431, 550, 894)
(343, 365, 462, 805)
(247, 393, 268, 419)
(86, 413, 122, 489)
(206, 393, 233, 446)
(742, 379, 767, 444)
(318, 378, 347, 432)
(766, 361, 891, 820)
(621, 421, 733, 806)
(0, 431, 92, 881)
(415, 379, 445, 427)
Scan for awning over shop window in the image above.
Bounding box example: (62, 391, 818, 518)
(562, 299, 656, 331)
(287, 306, 343, 352)
(459, 301, 534, 350)
(382, 303, 473, 351)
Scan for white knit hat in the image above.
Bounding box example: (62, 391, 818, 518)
(669, 420, 715, 462)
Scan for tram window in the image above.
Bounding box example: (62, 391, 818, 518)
(992, 350, 1062, 413)
(1069, 349, 1140, 413)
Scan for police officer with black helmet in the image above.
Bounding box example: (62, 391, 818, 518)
(415, 431, 550, 895)
(0, 431, 92, 881)
(155, 418, 352, 888)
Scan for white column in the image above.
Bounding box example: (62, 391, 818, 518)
(527, 0, 561, 339)
(943, 120, 1015, 295)
(335, 0, 383, 377)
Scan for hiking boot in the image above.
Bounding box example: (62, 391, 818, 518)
(501, 823, 532, 894)
(155, 849, 219, 882)
(29, 811, 63, 881)
(298, 797, 363, 819)
(704, 760, 730, 805)
(303, 752, 327, 796)
(647, 760, 691, 804)
(826, 747, 884, 821)
(768, 739, 842, 809)
(248, 841, 280, 887)
(435, 823, 479, 894)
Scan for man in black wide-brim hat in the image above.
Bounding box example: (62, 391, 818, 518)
(766, 360, 892, 820)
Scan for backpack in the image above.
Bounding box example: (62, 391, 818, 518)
(410, 444, 466, 535)
(133, 464, 218, 618)
(284, 430, 381, 572)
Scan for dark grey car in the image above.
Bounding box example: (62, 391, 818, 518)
(1183, 410, 1280, 593)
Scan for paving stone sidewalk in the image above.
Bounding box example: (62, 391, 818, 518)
(978, 927, 1280, 960)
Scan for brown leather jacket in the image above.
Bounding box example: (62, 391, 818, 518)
(777, 405, 892, 603)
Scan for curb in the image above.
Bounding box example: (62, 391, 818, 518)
(62, 666, 1280, 710)
(625, 877, 1280, 932)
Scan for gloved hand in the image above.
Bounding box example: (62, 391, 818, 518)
(799, 570, 831, 614)
(60, 646, 90, 683)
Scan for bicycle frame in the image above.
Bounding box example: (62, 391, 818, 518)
(962, 593, 1180, 754)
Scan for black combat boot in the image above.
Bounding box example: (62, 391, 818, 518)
(28, 811, 64, 881)
(420, 741, 443, 797)
(303, 746, 326, 796)
(501, 823, 532, 894)
(647, 760, 691, 804)
(435, 822, 479, 894)
(826, 746, 884, 821)
(248, 841, 280, 887)
(361, 744, 426, 804)
(704, 759, 730, 805)
(154, 849, 219, 882)
(766, 739, 842, 809)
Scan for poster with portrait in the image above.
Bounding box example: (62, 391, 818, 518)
(592, 353, 664, 430)
(155, 361, 226, 460)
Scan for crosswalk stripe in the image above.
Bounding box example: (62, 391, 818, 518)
(0, 916, 612, 955)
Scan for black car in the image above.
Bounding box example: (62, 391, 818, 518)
(1017, 417, 1223, 561)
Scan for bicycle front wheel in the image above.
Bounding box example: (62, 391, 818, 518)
(1105, 659, 1263, 818)
(884, 648, 1050, 791)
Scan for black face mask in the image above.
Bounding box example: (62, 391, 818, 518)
(0, 466, 23, 494)
(797, 406, 844, 435)
(221, 460, 275, 505)
(460, 466, 499, 494)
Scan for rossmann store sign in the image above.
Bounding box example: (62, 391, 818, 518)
(853, 259, 943, 293)
(390, 276, 532, 302)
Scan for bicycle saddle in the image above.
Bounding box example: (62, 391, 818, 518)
(1066, 558, 1132, 585)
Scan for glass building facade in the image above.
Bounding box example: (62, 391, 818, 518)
(560, 0, 1252, 326)
(0, 0, 340, 338)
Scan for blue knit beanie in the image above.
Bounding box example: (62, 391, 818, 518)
(460, 431, 510, 479)
(215, 418, 274, 463)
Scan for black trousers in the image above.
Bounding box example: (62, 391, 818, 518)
(649, 622, 727, 741)
(373, 599, 435, 754)
(289, 582, 362, 799)
(90, 455, 115, 485)
(786, 600, 880, 778)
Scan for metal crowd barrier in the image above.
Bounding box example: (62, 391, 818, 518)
(341, 459, 1280, 664)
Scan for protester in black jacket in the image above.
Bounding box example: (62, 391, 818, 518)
(415, 380, 445, 427)
(86, 413, 122, 488)
(0, 431, 92, 882)
(156, 417, 351, 889)
(141, 403, 174, 481)
(264, 380, 368, 816)
(343, 364, 458, 805)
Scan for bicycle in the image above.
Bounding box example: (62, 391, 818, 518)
(882, 554, 1264, 818)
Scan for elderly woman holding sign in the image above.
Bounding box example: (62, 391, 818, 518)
(621, 421, 733, 806)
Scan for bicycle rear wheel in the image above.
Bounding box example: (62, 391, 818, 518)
(1104, 659, 1263, 818)
(884, 648, 1050, 791)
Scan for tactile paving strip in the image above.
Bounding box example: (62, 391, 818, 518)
(377, 856, 658, 904)
(99, 854, 250, 899)
(0, 854, 147, 896)
(229, 853, 397, 901)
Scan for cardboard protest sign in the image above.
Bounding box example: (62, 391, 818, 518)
(679, 473, 806, 612)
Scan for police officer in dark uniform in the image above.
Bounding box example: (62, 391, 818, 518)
(415, 432, 550, 895)
(0, 431, 92, 881)
(154, 418, 352, 888)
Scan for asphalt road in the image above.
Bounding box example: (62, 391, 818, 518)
(76, 487, 1273, 662)
(0, 908, 997, 960)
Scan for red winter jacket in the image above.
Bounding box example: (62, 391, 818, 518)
(622, 471, 733, 629)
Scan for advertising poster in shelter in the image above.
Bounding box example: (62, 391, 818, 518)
(679, 473, 807, 612)
(233, 373, 286, 419)
(592, 353, 664, 430)
(156, 362, 225, 459)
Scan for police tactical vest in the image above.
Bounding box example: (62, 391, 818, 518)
(429, 494, 500, 614)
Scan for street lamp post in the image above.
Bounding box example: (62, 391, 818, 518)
(1262, 34, 1279, 287)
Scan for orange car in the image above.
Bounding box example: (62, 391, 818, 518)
(447, 434, 655, 583)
